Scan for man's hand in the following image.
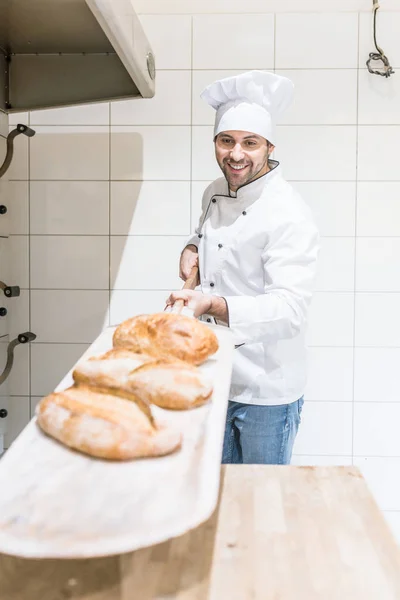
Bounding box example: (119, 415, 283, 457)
(165, 290, 229, 323)
(165, 290, 211, 318)
(180, 245, 198, 281)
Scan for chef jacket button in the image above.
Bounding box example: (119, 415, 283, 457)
(210, 282, 215, 287)
(198, 233, 203, 238)
(242, 210, 247, 215)
(212, 198, 217, 203)
(218, 243, 223, 248)
(207, 318, 212, 323)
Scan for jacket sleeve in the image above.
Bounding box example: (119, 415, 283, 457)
(223, 216, 320, 346)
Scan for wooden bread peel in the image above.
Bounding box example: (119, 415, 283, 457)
(169, 265, 200, 315)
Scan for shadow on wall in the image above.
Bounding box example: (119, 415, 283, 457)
(109, 129, 144, 326)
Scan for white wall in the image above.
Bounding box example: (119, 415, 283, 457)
(0, 110, 10, 454)
(4, 7, 400, 542)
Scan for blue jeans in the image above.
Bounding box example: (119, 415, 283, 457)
(222, 397, 304, 464)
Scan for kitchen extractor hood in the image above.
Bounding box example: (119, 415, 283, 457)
(0, 0, 155, 113)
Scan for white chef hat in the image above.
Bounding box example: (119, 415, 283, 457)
(200, 70, 294, 146)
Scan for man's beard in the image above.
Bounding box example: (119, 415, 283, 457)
(221, 155, 269, 188)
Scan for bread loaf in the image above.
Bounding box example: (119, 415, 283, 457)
(73, 348, 213, 410)
(36, 386, 182, 460)
(113, 313, 218, 365)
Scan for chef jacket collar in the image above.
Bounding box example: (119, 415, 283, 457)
(228, 160, 280, 203)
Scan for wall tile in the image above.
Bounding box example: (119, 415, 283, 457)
(109, 290, 171, 325)
(354, 348, 400, 403)
(315, 237, 355, 292)
(4, 396, 30, 448)
(276, 126, 357, 181)
(30, 126, 109, 180)
(0, 137, 5, 167)
(110, 181, 191, 235)
(192, 126, 222, 180)
(307, 292, 354, 347)
(0, 237, 9, 300)
(0, 313, 7, 340)
(111, 126, 191, 180)
(30, 182, 109, 235)
(191, 180, 213, 231)
(354, 403, 400, 456)
(5, 132, 28, 180)
(291, 182, 356, 237)
(135, 0, 400, 12)
(276, 13, 358, 68)
(193, 14, 274, 69)
(358, 68, 400, 125)
(0, 180, 9, 236)
(358, 126, 400, 181)
(356, 238, 400, 292)
(30, 397, 42, 418)
(31, 290, 109, 343)
(31, 343, 90, 396)
(0, 110, 8, 137)
(0, 315, 7, 339)
(355, 293, 400, 347)
(8, 344, 30, 397)
(4, 181, 29, 235)
(354, 457, 400, 511)
(8, 290, 29, 340)
(0, 339, 9, 400)
(357, 182, 400, 236)
(111, 236, 186, 290)
(29, 103, 109, 126)
(138, 15, 192, 69)
(192, 70, 247, 125)
(9, 235, 29, 289)
(277, 69, 357, 125)
(306, 347, 354, 402)
(8, 112, 29, 126)
(292, 455, 353, 466)
(359, 12, 400, 69)
(111, 71, 191, 125)
(30, 236, 109, 289)
(293, 401, 353, 455)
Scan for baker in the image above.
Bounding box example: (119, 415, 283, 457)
(166, 71, 320, 465)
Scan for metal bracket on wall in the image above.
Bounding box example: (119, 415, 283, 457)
(0, 124, 36, 179)
(0, 332, 37, 386)
(0, 281, 20, 298)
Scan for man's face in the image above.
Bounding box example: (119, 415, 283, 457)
(214, 130, 274, 191)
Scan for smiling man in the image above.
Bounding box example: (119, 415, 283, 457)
(166, 71, 320, 465)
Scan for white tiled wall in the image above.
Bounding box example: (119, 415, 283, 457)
(0, 112, 9, 454)
(5, 7, 400, 542)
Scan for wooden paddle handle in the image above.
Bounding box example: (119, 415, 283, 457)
(174, 265, 200, 312)
(183, 265, 200, 290)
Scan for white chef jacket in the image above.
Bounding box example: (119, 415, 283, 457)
(185, 161, 320, 406)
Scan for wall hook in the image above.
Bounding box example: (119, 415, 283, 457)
(0, 332, 37, 386)
(0, 281, 20, 298)
(0, 124, 36, 179)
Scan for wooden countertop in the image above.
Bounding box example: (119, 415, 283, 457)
(1, 465, 400, 600)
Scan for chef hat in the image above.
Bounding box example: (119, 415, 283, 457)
(200, 71, 294, 146)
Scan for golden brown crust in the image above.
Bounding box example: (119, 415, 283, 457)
(73, 351, 154, 423)
(113, 313, 219, 365)
(126, 361, 213, 410)
(36, 386, 182, 460)
(73, 354, 213, 411)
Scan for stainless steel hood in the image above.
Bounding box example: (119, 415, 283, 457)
(0, 0, 155, 113)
